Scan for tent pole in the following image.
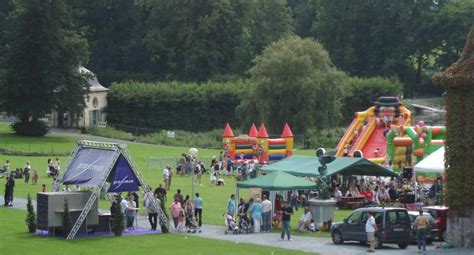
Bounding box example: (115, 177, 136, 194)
(236, 188, 240, 216)
(414, 168, 418, 202)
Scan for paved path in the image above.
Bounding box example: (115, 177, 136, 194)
(4, 197, 472, 255)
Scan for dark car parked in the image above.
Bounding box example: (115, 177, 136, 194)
(331, 207, 411, 249)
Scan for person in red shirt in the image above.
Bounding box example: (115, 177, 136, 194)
(360, 186, 375, 205)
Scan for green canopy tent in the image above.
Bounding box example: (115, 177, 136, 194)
(235, 171, 316, 227)
(237, 171, 317, 190)
(261, 155, 400, 178)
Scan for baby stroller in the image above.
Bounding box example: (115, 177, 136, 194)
(186, 213, 200, 233)
(224, 214, 239, 235)
(238, 213, 250, 234)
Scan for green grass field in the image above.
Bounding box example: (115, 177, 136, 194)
(0, 123, 351, 233)
(0, 207, 314, 255)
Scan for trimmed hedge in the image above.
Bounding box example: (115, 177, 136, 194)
(107, 80, 248, 132)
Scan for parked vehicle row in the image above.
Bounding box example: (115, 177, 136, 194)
(330, 206, 449, 249)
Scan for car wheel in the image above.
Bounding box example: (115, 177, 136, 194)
(331, 230, 344, 244)
(398, 242, 408, 249)
(374, 235, 383, 249)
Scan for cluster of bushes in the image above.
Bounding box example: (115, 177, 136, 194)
(11, 120, 50, 137)
(107, 80, 248, 132)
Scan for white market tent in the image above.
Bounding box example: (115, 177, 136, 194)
(414, 146, 445, 174)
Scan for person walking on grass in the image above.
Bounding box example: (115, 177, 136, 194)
(194, 193, 203, 228)
(144, 193, 159, 231)
(280, 201, 293, 241)
(366, 211, 377, 253)
(24, 161, 31, 184)
(227, 194, 236, 217)
(32, 169, 38, 185)
(167, 166, 173, 191)
(163, 166, 170, 190)
(170, 198, 182, 229)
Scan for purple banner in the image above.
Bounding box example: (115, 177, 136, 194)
(107, 155, 140, 192)
(61, 148, 116, 187)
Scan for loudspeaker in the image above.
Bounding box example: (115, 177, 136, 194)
(402, 167, 413, 179)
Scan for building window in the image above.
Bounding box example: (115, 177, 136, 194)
(92, 97, 99, 108)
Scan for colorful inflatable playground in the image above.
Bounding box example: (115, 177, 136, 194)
(222, 123, 293, 163)
(336, 97, 445, 170)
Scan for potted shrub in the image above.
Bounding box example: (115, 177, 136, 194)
(112, 196, 125, 236)
(25, 193, 36, 233)
(62, 198, 72, 238)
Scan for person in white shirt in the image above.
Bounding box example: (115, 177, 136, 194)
(163, 166, 170, 190)
(126, 195, 137, 230)
(297, 207, 313, 231)
(308, 219, 317, 232)
(376, 185, 390, 205)
(334, 186, 343, 201)
(144, 193, 160, 231)
(365, 211, 377, 252)
(55, 158, 60, 173)
(120, 196, 128, 214)
(261, 195, 272, 232)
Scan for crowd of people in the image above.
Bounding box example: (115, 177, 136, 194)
(167, 188, 203, 233)
(224, 192, 323, 239)
(331, 175, 443, 208)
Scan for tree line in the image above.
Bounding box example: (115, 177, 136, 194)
(2, 0, 471, 90)
(0, 0, 471, 135)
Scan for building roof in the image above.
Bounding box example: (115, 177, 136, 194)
(79, 66, 109, 92)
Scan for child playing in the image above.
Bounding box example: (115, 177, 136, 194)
(308, 219, 317, 232)
(32, 169, 38, 185)
(177, 210, 185, 232)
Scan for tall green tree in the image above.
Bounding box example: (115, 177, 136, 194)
(143, 0, 294, 82)
(287, 0, 316, 38)
(312, 0, 473, 97)
(238, 36, 347, 133)
(0, 0, 15, 76)
(341, 77, 403, 123)
(2, 0, 89, 136)
(69, 0, 151, 85)
(143, 0, 241, 81)
(433, 26, 474, 248)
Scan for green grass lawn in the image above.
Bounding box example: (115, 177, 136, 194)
(0, 123, 350, 229)
(0, 207, 314, 255)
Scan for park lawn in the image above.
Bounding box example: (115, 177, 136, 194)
(0, 207, 314, 255)
(0, 123, 346, 227)
(0, 125, 76, 154)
